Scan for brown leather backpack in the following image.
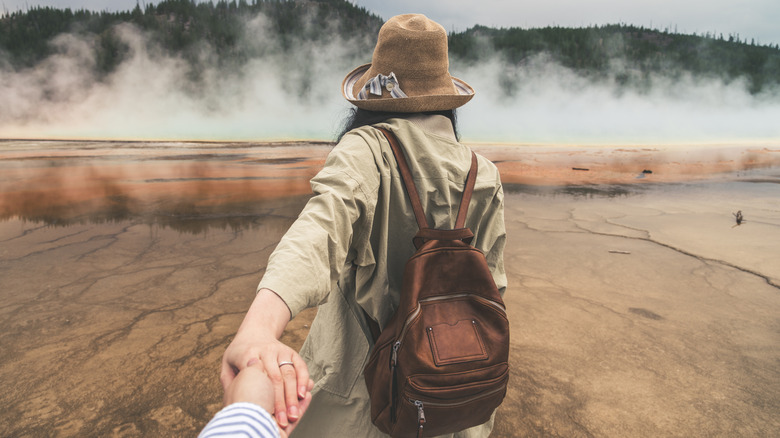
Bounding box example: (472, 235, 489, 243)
(363, 128, 510, 438)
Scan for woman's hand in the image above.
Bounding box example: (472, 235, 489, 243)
(220, 289, 311, 429)
(280, 387, 312, 438)
(222, 357, 314, 438)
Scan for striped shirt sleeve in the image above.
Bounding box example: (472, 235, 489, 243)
(198, 402, 280, 438)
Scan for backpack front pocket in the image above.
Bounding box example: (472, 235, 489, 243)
(392, 365, 509, 437)
(427, 318, 488, 366)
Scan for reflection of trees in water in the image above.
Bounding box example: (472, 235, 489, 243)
(0, 142, 328, 233)
(3, 196, 312, 235)
(559, 185, 640, 198)
(148, 198, 311, 234)
(504, 183, 645, 198)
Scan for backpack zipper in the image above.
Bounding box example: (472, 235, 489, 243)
(390, 340, 401, 422)
(408, 384, 506, 435)
(395, 304, 422, 349)
(410, 384, 506, 409)
(419, 293, 506, 313)
(414, 400, 426, 438)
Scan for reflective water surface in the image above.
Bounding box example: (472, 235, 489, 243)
(1, 141, 779, 437)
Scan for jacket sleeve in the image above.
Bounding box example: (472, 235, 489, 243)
(475, 169, 507, 297)
(198, 402, 280, 438)
(257, 135, 380, 318)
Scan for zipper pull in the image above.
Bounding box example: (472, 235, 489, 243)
(414, 400, 425, 438)
(390, 341, 401, 423)
(391, 340, 401, 367)
(414, 400, 426, 424)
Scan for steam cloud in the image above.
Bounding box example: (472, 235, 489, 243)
(1, 12, 779, 144)
(460, 54, 780, 144)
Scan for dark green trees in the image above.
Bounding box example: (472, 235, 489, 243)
(1, 1, 778, 93)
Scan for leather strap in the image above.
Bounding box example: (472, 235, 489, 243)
(455, 152, 478, 229)
(376, 127, 478, 232)
(413, 228, 474, 249)
(377, 127, 429, 230)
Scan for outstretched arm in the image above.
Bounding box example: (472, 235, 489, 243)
(220, 133, 379, 428)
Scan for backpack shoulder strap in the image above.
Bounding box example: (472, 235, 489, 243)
(455, 152, 478, 229)
(376, 127, 478, 231)
(377, 127, 429, 230)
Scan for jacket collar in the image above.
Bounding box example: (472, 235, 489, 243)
(402, 114, 457, 143)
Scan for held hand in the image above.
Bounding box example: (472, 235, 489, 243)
(222, 358, 314, 438)
(221, 336, 310, 427)
(222, 358, 274, 412)
(220, 289, 311, 428)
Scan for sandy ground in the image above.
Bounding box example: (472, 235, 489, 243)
(0, 141, 779, 437)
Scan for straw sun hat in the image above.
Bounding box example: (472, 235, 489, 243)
(342, 14, 475, 113)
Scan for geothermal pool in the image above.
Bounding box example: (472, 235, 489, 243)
(1, 140, 778, 437)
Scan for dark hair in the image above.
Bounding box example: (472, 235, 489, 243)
(335, 108, 459, 142)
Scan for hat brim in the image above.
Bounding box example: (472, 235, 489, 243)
(342, 64, 475, 113)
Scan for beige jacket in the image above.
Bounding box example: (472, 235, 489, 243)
(258, 115, 507, 437)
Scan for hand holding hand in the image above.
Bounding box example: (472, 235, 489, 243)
(222, 357, 313, 438)
(220, 289, 311, 429)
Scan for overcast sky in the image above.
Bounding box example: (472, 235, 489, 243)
(3, 0, 779, 47)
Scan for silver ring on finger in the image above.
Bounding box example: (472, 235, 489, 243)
(278, 361, 295, 368)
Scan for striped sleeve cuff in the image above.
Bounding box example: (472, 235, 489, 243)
(198, 402, 279, 438)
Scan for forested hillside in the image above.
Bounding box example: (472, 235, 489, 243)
(1, 0, 779, 94)
(0, 0, 382, 75)
(451, 25, 780, 94)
